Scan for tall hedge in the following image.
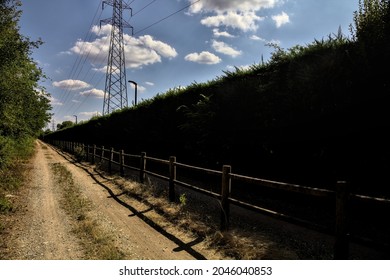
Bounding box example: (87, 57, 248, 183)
(45, 0, 390, 196)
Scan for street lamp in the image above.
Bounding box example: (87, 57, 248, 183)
(128, 80, 138, 106)
(73, 115, 78, 124)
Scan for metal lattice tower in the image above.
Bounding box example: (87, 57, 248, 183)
(101, 0, 133, 116)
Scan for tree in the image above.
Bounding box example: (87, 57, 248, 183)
(57, 121, 74, 131)
(351, 0, 390, 64)
(0, 0, 51, 139)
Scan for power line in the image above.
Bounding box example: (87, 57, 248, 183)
(53, 0, 104, 118)
(74, 0, 199, 116)
(133, 0, 158, 17)
(134, 0, 200, 35)
(55, 0, 201, 120)
(67, 31, 113, 116)
(54, 3, 103, 108)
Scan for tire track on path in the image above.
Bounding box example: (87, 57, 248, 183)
(10, 141, 83, 259)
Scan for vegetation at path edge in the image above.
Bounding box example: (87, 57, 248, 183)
(1, 0, 51, 213)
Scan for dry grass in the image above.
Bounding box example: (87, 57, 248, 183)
(0, 139, 37, 215)
(51, 163, 125, 260)
(98, 170, 301, 260)
(0, 162, 32, 216)
(0, 154, 36, 258)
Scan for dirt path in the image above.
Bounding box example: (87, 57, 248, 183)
(4, 140, 221, 260)
(5, 141, 83, 259)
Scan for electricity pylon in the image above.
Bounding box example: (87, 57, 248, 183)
(101, 0, 133, 116)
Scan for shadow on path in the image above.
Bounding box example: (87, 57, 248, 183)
(52, 146, 207, 260)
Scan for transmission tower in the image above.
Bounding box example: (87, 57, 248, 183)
(101, 0, 133, 116)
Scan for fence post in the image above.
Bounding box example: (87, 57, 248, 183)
(86, 145, 89, 162)
(92, 144, 96, 164)
(82, 144, 85, 160)
(220, 165, 232, 231)
(109, 147, 114, 174)
(101, 146, 105, 162)
(169, 156, 176, 202)
(120, 149, 125, 177)
(334, 181, 350, 259)
(140, 152, 146, 184)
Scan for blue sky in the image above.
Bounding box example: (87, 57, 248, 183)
(19, 0, 359, 126)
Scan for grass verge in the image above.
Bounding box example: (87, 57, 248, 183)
(0, 137, 36, 212)
(100, 171, 301, 259)
(50, 162, 125, 260)
(0, 137, 37, 257)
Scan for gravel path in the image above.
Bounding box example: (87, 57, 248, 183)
(3, 140, 221, 260)
(5, 141, 83, 259)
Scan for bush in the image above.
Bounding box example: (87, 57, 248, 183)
(0, 136, 13, 168)
(0, 195, 13, 213)
(74, 145, 86, 162)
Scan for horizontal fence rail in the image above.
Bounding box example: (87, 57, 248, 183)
(47, 139, 390, 259)
(229, 173, 334, 198)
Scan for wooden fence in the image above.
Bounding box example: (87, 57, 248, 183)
(48, 140, 390, 259)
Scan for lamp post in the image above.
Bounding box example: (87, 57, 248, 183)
(128, 80, 137, 106)
(73, 115, 77, 124)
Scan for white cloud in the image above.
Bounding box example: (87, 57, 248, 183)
(250, 35, 265, 41)
(92, 65, 108, 73)
(35, 60, 50, 68)
(80, 111, 101, 117)
(189, 0, 278, 32)
(91, 24, 111, 36)
(138, 35, 177, 58)
(189, 0, 279, 13)
(80, 88, 105, 99)
(185, 51, 222, 64)
(93, 65, 122, 74)
(52, 79, 91, 90)
(212, 40, 242, 57)
(272, 11, 290, 28)
(213, 28, 235, 38)
(58, 51, 72, 56)
(201, 11, 263, 32)
(49, 96, 63, 106)
(71, 37, 110, 64)
(227, 64, 252, 71)
(129, 83, 146, 92)
(145, 81, 154, 86)
(71, 24, 178, 69)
